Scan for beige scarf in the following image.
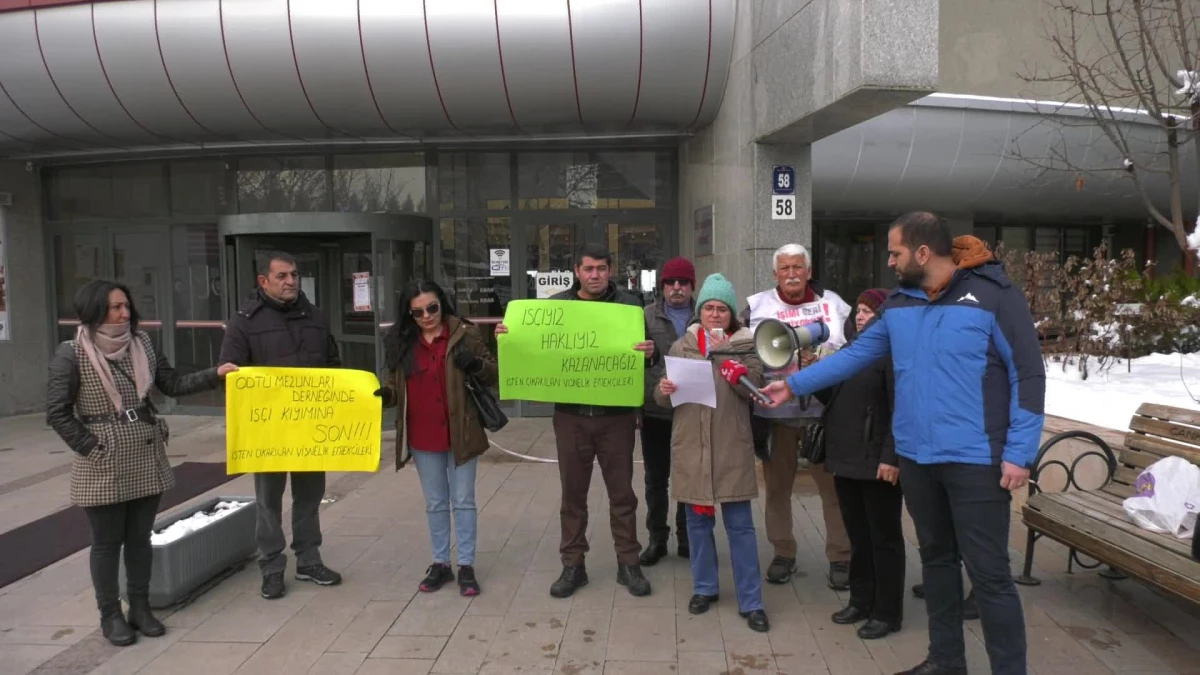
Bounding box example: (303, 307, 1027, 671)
(76, 323, 153, 414)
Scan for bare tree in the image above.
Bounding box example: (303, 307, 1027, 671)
(1014, 0, 1198, 255)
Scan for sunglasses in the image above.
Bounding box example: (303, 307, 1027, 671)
(663, 278, 692, 287)
(410, 302, 440, 319)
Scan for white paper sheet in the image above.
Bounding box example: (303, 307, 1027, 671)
(665, 356, 717, 408)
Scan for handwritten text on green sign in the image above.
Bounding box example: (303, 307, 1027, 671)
(498, 300, 645, 406)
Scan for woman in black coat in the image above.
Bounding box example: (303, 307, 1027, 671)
(820, 288, 904, 640)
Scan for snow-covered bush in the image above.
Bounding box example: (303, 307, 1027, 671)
(1000, 243, 1200, 379)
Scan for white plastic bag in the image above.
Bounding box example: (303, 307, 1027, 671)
(1122, 456, 1200, 539)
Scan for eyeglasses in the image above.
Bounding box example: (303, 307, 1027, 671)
(410, 302, 440, 318)
(663, 278, 691, 287)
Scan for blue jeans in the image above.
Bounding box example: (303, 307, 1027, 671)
(686, 501, 763, 613)
(411, 449, 478, 566)
(900, 458, 1026, 675)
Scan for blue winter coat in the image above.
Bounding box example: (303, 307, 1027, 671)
(784, 260, 1045, 469)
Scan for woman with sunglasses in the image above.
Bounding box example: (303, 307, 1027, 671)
(376, 280, 498, 596)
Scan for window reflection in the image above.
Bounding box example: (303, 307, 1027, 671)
(47, 163, 168, 220)
(518, 151, 663, 210)
(438, 153, 510, 210)
(171, 161, 231, 216)
(333, 154, 426, 213)
(236, 157, 329, 212)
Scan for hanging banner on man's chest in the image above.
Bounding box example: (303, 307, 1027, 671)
(497, 300, 645, 406)
(225, 367, 383, 474)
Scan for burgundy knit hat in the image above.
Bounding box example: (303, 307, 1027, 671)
(661, 257, 696, 288)
(856, 288, 889, 313)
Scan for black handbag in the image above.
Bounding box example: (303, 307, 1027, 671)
(798, 419, 827, 464)
(465, 373, 508, 433)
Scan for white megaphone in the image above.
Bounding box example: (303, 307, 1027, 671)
(753, 318, 831, 370)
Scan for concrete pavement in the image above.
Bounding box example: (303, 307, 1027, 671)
(0, 413, 1197, 674)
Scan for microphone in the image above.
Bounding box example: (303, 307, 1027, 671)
(720, 359, 773, 406)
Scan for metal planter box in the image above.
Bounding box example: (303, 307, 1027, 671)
(119, 496, 256, 609)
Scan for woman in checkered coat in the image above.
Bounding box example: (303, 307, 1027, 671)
(45, 280, 238, 647)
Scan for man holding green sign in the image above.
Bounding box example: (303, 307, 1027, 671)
(497, 243, 657, 599)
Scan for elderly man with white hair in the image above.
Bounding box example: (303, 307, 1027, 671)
(740, 244, 854, 589)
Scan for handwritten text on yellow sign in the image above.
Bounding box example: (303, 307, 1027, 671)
(225, 367, 382, 474)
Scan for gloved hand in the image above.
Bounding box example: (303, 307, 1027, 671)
(373, 387, 392, 406)
(452, 347, 483, 374)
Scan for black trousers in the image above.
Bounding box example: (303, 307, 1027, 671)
(900, 458, 1027, 675)
(833, 475, 905, 624)
(640, 416, 687, 546)
(84, 493, 162, 617)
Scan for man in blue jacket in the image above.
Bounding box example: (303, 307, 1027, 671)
(761, 212, 1043, 675)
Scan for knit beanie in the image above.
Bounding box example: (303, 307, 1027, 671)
(695, 273, 738, 315)
(660, 257, 696, 288)
(857, 288, 889, 313)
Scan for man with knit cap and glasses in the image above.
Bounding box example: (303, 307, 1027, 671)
(639, 257, 696, 565)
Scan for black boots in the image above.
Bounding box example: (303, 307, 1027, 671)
(639, 543, 668, 566)
(550, 565, 589, 598)
(616, 564, 652, 597)
(100, 609, 137, 647)
(126, 596, 166, 637)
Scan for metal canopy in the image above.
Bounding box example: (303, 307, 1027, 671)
(812, 94, 1200, 220)
(0, 0, 735, 159)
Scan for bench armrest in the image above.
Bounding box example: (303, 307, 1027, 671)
(1028, 430, 1118, 499)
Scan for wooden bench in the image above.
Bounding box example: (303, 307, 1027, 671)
(1018, 403, 1200, 605)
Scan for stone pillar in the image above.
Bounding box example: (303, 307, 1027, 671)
(678, 0, 938, 307)
(0, 161, 49, 416)
(751, 143, 812, 292)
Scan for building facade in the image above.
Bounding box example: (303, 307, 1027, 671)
(24, 1, 1194, 416)
(0, 0, 941, 417)
(2, 0, 1194, 418)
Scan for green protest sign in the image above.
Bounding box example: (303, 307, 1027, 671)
(498, 300, 645, 406)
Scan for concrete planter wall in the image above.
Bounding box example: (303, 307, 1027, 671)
(119, 496, 256, 609)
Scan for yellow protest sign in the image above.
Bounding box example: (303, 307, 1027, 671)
(225, 367, 383, 474)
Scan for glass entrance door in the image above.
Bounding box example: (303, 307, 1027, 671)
(229, 235, 377, 374)
(220, 212, 435, 388)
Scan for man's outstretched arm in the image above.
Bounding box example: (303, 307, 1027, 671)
(760, 318, 892, 407)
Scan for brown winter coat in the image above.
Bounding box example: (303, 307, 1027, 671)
(45, 332, 220, 507)
(381, 316, 498, 469)
(653, 325, 764, 506)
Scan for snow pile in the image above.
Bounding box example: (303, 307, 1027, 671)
(1045, 353, 1200, 430)
(1177, 70, 1198, 105)
(150, 500, 251, 546)
(1187, 216, 1200, 265)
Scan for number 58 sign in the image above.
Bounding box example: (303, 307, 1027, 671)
(771, 165, 796, 220)
(772, 195, 796, 220)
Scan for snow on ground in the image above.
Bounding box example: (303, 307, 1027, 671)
(150, 500, 251, 545)
(1045, 353, 1200, 430)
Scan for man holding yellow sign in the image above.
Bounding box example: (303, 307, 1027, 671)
(219, 251, 353, 601)
(497, 243, 657, 599)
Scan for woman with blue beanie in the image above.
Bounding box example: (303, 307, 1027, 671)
(654, 273, 769, 632)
